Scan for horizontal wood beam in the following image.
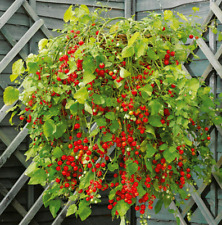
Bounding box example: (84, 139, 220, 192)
(0, 19, 43, 74)
(0, 0, 26, 30)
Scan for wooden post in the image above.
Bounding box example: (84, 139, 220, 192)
(209, 0, 218, 218)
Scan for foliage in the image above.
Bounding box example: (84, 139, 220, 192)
(4, 5, 222, 224)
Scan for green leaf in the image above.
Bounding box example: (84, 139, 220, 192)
(137, 183, 146, 197)
(102, 132, 112, 142)
(70, 102, 79, 115)
(164, 10, 173, 20)
(38, 38, 48, 50)
(108, 163, 119, 172)
(83, 56, 96, 73)
(3, 86, 19, 105)
(116, 200, 130, 217)
(155, 199, 163, 214)
(219, 32, 222, 41)
(84, 102, 93, 114)
(28, 168, 47, 186)
(12, 59, 25, 75)
(126, 160, 138, 176)
(163, 150, 178, 163)
(192, 7, 199, 12)
(149, 115, 163, 127)
(145, 125, 156, 137)
(49, 200, 61, 218)
(66, 204, 77, 217)
(120, 67, 131, 78)
(128, 32, 140, 46)
(25, 162, 38, 176)
(95, 118, 107, 127)
(149, 99, 163, 115)
(140, 84, 152, 96)
(89, 127, 99, 137)
(183, 136, 192, 146)
(135, 40, 148, 59)
(68, 60, 77, 74)
(64, 5, 73, 22)
(177, 12, 188, 21)
(74, 87, 88, 104)
(145, 159, 153, 172)
(159, 144, 168, 150)
(83, 71, 96, 84)
(147, 49, 159, 60)
(65, 99, 75, 109)
(27, 62, 39, 74)
(122, 46, 134, 58)
(110, 120, 120, 133)
(105, 112, 115, 120)
(52, 147, 63, 158)
(93, 94, 105, 105)
(109, 185, 122, 200)
(77, 201, 92, 221)
(43, 119, 56, 138)
(146, 144, 156, 158)
(79, 171, 94, 190)
(173, 124, 180, 137)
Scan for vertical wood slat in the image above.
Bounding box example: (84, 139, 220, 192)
(0, 19, 44, 74)
(125, 0, 132, 18)
(0, 124, 28, 168)
(209, 0, 218, 217)
(0, 0, 26, 30)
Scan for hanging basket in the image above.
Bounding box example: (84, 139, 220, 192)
(4, 4, 222, 223)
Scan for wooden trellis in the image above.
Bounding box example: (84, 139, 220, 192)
(0, 0, 222, 225)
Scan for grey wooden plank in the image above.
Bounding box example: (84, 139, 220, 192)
(0, 124, 28, 168)
(125, 0, 132, 18)
(0, 19, 43, 74)
(187, 184, 217, 225)
(210, 1, 222, 24)
(169, 202, 187, 225)
(18, 185, 50, 225)
(197, 38, 222, 78)
(201, 43, 222, 81)
(0, 0, 26, 30)
(0, 171, 29, 215)
(22, 1, 53, 38)
(0, 27, 27, 60)
(36, 0, 124, 9)
(136, 0, 209, 12)
(0, 183, 39, 225)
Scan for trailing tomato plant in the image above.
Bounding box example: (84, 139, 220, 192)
(3, 5, 222, 224)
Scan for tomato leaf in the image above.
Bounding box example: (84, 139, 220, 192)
(43, 119, 56, 138)
(155, 199, 163, 214)
(66, 204, 77, 217)
(74, 87, 88, 104)
(105, 111, 115, 120)
(3, 86, 19, 105)
(49, 200, 61, 218)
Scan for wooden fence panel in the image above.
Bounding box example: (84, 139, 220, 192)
(0, 0, 221, 225)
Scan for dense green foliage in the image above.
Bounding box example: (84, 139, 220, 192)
(4, 5, 222, 224)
